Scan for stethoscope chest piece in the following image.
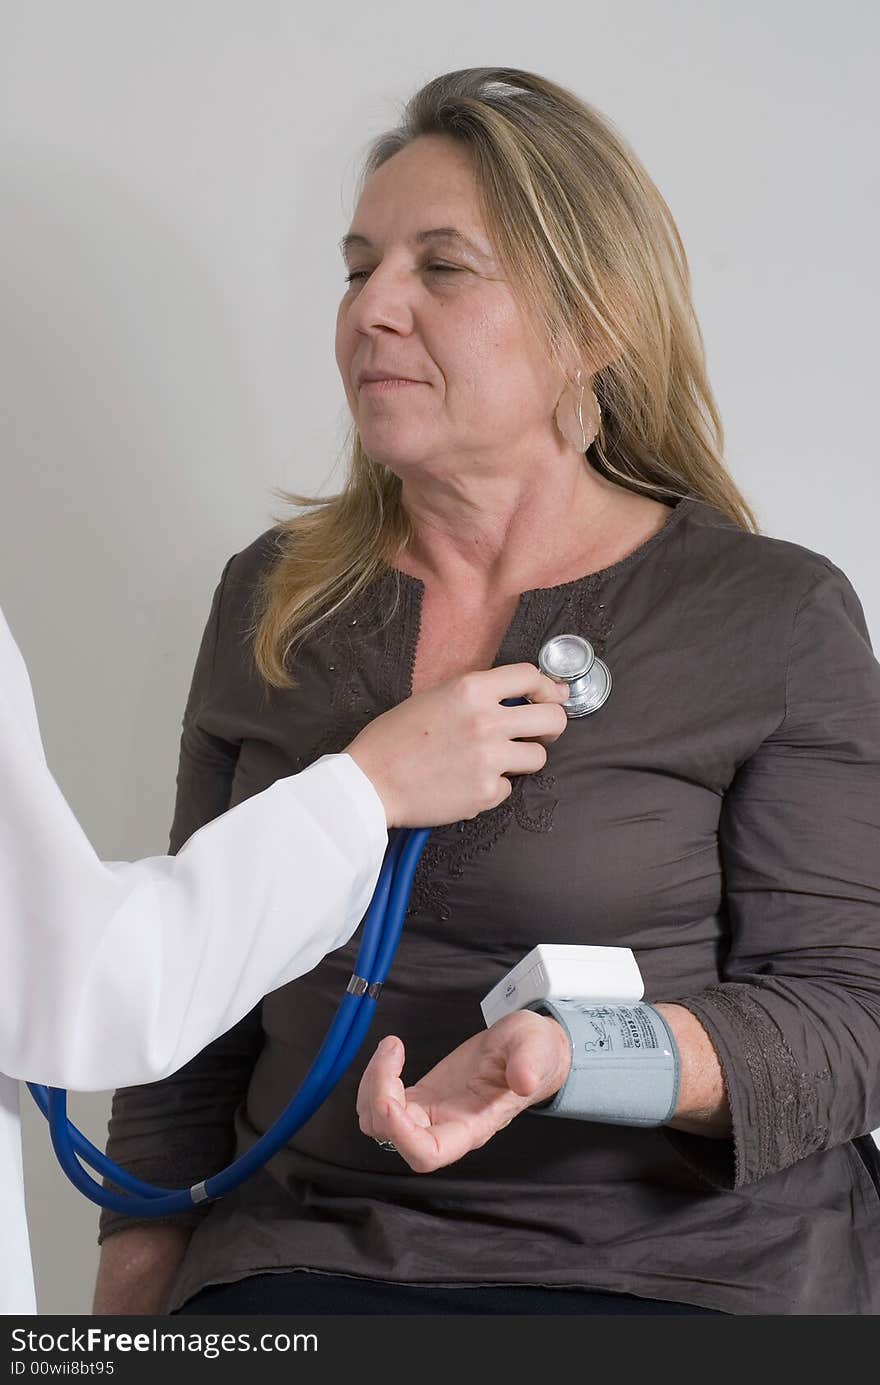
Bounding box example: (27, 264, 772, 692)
(539, 633, 612, 717)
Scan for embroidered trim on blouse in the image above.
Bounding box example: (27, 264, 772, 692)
(287, 573, 411, 771)
(680, 983, 830, 1186)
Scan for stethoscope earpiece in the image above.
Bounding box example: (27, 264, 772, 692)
(539, 633, 612, 717)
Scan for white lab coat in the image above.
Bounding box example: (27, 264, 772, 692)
(0, 605, 388, 1314)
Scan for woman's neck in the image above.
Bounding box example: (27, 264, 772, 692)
(396, 460, 654, 597)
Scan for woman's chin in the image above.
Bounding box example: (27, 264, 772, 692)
(356, 431, 437, 471)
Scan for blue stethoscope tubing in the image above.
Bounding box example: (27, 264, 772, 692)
(27, 823, 429, 1215)
(28, 695, 532, 1216)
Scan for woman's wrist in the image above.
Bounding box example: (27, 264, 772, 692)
(652, 1002, 732, 1137)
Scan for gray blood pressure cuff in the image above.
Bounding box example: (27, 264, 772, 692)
(527, 998, 680, 1127)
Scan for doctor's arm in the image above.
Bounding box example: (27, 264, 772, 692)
(0, 598, 386, 1090)
(2, 593, 571, 1095)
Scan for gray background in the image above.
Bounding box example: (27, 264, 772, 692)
(1, 0, 877, 1315)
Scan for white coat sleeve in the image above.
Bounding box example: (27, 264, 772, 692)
(0, 604, 388, 1090)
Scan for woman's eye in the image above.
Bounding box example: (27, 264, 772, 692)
(344, 263, 461, 284)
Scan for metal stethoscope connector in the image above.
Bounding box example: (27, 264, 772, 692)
(538, 633, 612, 717)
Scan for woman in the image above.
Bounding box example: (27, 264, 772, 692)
(94, 67, 880, 1316)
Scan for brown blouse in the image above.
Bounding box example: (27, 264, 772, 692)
(99, 495, 880, 1315)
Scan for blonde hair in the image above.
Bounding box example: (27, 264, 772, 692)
(254, 66, 759, 688)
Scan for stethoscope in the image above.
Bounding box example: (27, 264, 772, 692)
(28, 634, 610, 1215)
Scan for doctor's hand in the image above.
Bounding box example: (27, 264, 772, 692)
(356, 1011, 572, 1173)
(345, 663, 569, 828)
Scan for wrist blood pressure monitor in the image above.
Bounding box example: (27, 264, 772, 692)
(480, 945, 681, 1127)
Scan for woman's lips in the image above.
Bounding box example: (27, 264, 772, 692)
(359, 378, 427, 394)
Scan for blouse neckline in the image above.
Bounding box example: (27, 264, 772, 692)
(378, 494, 699, 706)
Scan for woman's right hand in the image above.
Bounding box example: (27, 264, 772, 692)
(344, 663, 570, 828)
(356, 1011, 573, 1173)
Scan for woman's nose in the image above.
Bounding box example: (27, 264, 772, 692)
(348, 266, 414, 335)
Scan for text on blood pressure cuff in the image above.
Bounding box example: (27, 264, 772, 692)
(527, 998, 680, 1127)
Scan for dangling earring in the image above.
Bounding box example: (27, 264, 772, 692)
(554, 368, 601, 453)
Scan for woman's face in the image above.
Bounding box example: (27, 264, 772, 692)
(335, 134, 563, 479)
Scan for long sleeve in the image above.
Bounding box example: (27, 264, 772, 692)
(0, 588, 387, 1090)
(667, 558, 880, 1189)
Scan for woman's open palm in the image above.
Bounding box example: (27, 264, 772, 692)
(356, 1010, 571, 1172)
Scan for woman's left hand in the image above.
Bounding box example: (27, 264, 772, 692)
(356, 1011, 572, 1172)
